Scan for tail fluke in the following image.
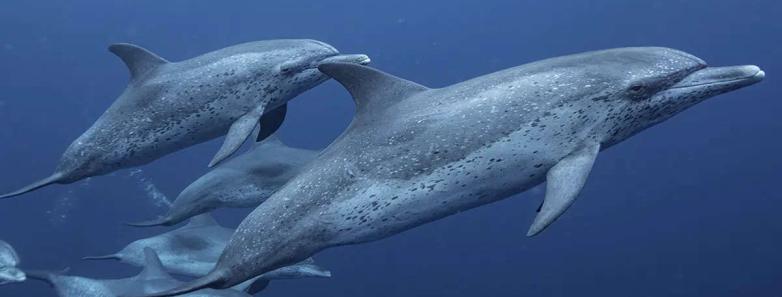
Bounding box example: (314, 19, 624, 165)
(0, 173, 65, 199)
(81, 254, 120, 261)
(133, 270, 226, 297)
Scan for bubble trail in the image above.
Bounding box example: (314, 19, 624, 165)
(128, 169, 172, 208)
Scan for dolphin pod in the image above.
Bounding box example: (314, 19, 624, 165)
(128, 136, 319, 227)
(0, 240, 25, 285)
(0, 39, 369, 199)
(136, 47, 764, 296)
(81, 213, 331, 290)
(27, 248, 254, 297)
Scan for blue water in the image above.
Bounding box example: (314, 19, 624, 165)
(0, 1, 779, 296)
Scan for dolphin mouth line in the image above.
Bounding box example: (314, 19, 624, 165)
(317, 54, 371, 67)
(670, 67, 765, 90)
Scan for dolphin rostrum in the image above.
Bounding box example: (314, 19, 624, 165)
(0, 240, 25, 285)
(136, 47, 765, 296)
(28, 248, 251, 297)
(128, 135, 319, 227)
(0, 39, 369, 199)
(83, 214, 331, 289)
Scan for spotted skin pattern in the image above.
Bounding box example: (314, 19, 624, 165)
(144, 47, 764, 296)
(0, 39, 369, 199)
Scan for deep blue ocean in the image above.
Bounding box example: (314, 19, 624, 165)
(0, 1, 780, 296)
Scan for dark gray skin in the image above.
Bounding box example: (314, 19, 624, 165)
(0, 39, 369, 199)
(28, 248, 250, 297)
(128, 136, 319, 227)
(82, 214, 331, 290)
(141, 47, 764, 296)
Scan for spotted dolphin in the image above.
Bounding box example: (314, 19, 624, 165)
(83, 214, 331, 290)
(0, 240, 25, 284)
(28, 248, 251, 297)
(128, 136, 319, 227)
(135, 47, 765, 296)
(0, 39, 369, 199)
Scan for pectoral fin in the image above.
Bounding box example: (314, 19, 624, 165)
(209, 104, 266, 167)
(256, 103, 287, 142)
(527, 142, 600, 237)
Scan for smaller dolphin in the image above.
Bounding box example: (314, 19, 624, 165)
(83, 214, 331, 289)
(0, 39, 369, 199)
(27, 248, 250, 297)
(129, 135, 319, 227)
(0, 240, 25, 284)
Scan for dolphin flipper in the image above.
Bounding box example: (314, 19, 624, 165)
(209, 104, 268, 167)
(256, 103, 287, 142)
(0, 173, 64, 199)
(527, 142, 600, 237)
(244, 278, 270, 295)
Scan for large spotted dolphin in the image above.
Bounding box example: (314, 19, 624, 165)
(0, 240, 25, 284)
(82, 214, 331, 290)
(128, 136, 319, 227)
(27, 248, 253, 297)
(140, 47, 764, 296)
(0, 39, 369, 199)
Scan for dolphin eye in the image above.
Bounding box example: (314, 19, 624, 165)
(629, 85, 646, 93)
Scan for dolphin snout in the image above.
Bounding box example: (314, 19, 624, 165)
(672, 65, 765, 90)
(319, 54, 371, 66)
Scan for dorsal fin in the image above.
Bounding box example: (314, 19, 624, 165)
(138, 248, 171, 281)
(108, 43, 168, 79)
(318, 63, 430, 112)
(185, 213, 219, 228)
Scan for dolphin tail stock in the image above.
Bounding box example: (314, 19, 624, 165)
(132, 270, 227, 297)
(81, 254, 121, 261)
(24, 270, 56, 285)
(0, 173, 65, 199)
(24, 267, 70, 286)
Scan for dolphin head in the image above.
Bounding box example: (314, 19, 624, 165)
(0, 266, 26, 282)
(530, 47, 764, 146)
(267, 39, 370, 95)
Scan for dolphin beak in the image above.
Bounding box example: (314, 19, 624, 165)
(319, 54, 371, 66)
(671, 65, 765, 91)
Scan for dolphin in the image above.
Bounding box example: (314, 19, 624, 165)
(28, 248, 251, 297)
(136, 47, 766, 296)
(83, 214, 331, 289)
(0, 39, 370, 199)
(128, 135, 319, 227)
(0, 240, 25, 284)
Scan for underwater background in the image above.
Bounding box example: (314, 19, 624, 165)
(0, 0, 779, 296)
